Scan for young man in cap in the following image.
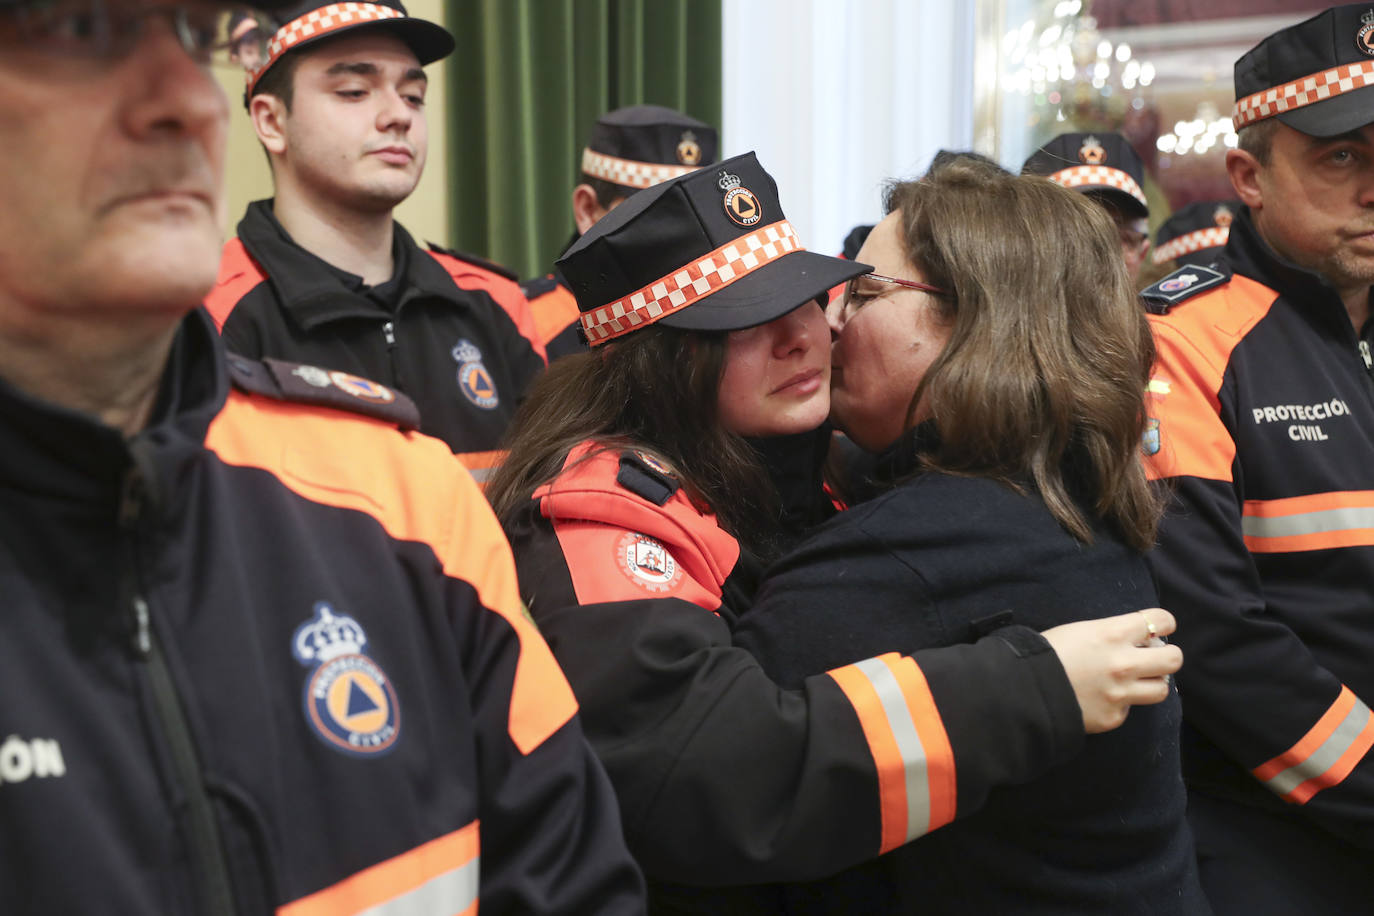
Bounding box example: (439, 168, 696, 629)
(1151, 199, 1238, 269)
(1141, 5, 1374, 911)
(1023, 131, 1152, 281)
(521, 104, 718, 360)
(206, 0, 545, 485)
(0, 2, 644, 911)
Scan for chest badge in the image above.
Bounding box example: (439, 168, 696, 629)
(292, 602, 400, 757)
(452, 339, 500, 410)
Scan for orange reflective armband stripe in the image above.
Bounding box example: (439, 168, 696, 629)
(1253, 686, 1374, 804)
(1241, 490, 1374, 553)
(278, 821, 479, 916)
(828, 653, 956, 854)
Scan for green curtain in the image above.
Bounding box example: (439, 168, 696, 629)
(445, 0, 723, 280)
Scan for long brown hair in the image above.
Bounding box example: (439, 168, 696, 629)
(486, 324, 783, 552)
(884, 164, 1164, 550)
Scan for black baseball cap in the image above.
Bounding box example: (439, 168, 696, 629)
(1022, 132, 1149, 220)
(581, 105, 719, 195)
(1234, 4, 1374, 137)
(1152, 199, 1240, 267)
(246, 0, 453, 98)
(559, 151, 869, 346)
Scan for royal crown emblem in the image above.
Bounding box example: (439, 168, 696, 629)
(292, 602, 400, 757)
(677, 130, 702, 166)
(717, 170, 742, 192)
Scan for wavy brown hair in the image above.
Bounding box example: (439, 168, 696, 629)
(486, 324, 783, 553)
(884, 164, 1164, 551)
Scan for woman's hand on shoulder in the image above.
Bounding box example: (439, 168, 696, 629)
(1041, 608, 1183, 734)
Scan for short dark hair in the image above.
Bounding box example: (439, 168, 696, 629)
(251, 48, 303, 112)
(1237, 119, 1278, 165)
(581, 174, 633, 210)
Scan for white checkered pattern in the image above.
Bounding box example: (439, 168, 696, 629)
(581, 148, 701, 190)
(246, 3, 405, 94)
(1152, 227, 1230, 265)
(580, 220, 804, 345)
(1048, 165, 1148, 208)
(1233, 61, 1374, 130)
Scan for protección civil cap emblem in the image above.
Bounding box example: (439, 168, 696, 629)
(1213, 204, 1234, 228)
(1078, 135, 1107, 164)
(677, 130, 702, 166)
(719, 170, 762, 226)
(1359, 9, 1374, 55)
(292, 602, 400, 757)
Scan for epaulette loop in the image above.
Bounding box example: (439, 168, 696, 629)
(226, 354, 421, 430)
(1140, 264, 1230, 314)
(426, 242, 519, 282)
(520, 275, 559, 299)
(616, 450, 680, 506)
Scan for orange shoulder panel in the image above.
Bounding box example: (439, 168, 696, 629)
(535, 443, 741, 611)
(204, 238, 268, 332)
(205, 392, 577, 755)
(1144, 274, 1279, 482)
(527, 281, 581, 348)
(425, 250, 548, 365)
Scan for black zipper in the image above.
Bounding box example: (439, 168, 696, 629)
(123, 467, 237, 916)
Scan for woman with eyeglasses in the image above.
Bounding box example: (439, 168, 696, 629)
(487, 152, 1183, 910)
(731, 163, 1207, 913)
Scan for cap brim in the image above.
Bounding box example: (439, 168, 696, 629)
(282, 17, 453, 67)
(1081, 185, 1149, 221)
(659, 251, 870, 333)
(1276, 86, 1374, 137)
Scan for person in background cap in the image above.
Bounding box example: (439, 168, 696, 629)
(1140, 5, 1374, 912)
(204, 0, 546, 485)
(520, 104, 718, 362)
(0, 1, 644, 912)
(1023, 131, 1152, 281)
(487, 152, 1183, 902)
(1152, 199, 1239, 270)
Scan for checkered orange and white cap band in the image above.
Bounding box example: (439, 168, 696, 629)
(1152, 226, 1230, 265)
(1233, 60, 1374, 131)
(245, 2, 406, 95)
(581, 148, 702, 190)
(580, 220, 805, 345)
(1047, 165, 1148, 208)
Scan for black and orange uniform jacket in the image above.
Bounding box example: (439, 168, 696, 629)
(1142, 207, 1374, 900)
(519, 270, 587, 362)
(0, 310, 643, 915)
(205, 200, 546, 486)
(733, 425, 1206, 914)
(503, 439, 1086, 902)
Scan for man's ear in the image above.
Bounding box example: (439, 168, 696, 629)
(1226, 148, 1264, 210)
(249, 94, 289, 157)
(572, 184, 609, 235)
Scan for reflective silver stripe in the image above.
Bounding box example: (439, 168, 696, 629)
(465, 466, 493, 484)
(852, 657, 931, 841)
(1263, 701, 1372, 798)
(356, 857, 479, 916)
(1242, 506, 1374, 539)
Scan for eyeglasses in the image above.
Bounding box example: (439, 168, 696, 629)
(0, 0, 233, 64)
(841, 272, 947, 318)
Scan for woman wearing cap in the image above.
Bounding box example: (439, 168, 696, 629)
(731, 163, 1206, 913)
(488, 153, 1182, 906)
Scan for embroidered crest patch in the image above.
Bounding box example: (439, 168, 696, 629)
(292, 602, 400, 757)
(617, 532, 682, 593)
(452, 339, 499, 410)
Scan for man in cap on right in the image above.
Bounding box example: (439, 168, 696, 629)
(1023, 131, 1152, 282)
(1140, 5, 1374, 911)
(522, 104, 718, 360)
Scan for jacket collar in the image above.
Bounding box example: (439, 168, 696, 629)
(0, 308, 228, 500)
(1223, 205, 1367, 330)
(236, 199, 461, 330)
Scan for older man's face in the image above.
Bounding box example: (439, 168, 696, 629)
(0, 0, 230, 322)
